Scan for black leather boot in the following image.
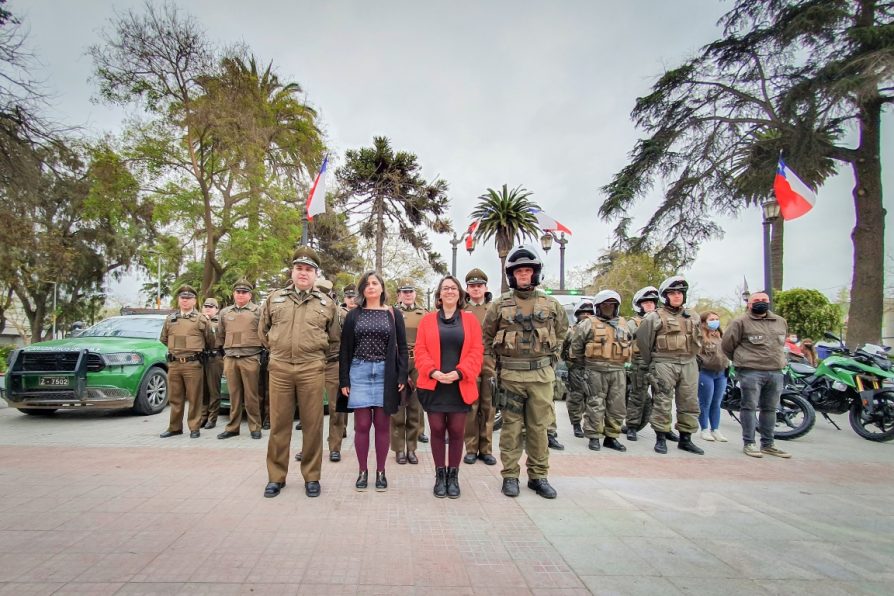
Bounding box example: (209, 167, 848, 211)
(603, 437, 627, 452)
(547, 434, 565, 450)
(666, 430, 680, 442)
(678, 432, 705, 455)
(587, 438, 601, 451)
(626, 427, 638, 441)
(446, 467, 460, 499)
(433, 467, 447, 498)
(572, 423, 584, 438)
(654, 432, 668, 454)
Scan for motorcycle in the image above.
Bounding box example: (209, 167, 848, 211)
(722, 367, 816, 440)
(790, 332, 894, 442)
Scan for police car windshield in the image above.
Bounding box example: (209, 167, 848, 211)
(79, 316, 166, 339)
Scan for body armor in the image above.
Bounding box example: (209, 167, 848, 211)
(584, 317, 632, 365)
(492, 290, 558, 364)
(654, 307, 700, 358)
(220, 303, 262, 350)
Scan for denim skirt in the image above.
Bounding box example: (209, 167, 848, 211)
(348, 358, 386, 409)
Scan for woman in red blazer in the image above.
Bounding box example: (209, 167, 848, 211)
(415, 275, 484, 499)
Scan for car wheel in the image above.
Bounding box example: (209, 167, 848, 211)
(133, 366, 168, 415)
(20, 408, 57, 416)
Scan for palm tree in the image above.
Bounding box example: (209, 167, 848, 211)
(470, 184, 541, 293)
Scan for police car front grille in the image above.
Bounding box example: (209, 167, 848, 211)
(19, 352, 104, 373)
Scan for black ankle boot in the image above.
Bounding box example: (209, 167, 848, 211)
(375, 471, 387, 491)
(446, 467, 460, 499)
(433, 467, 447, 498)
(572, 423, 584, 438)
(666, 430, 680, 442)
(626, 427, 638, 441)
(355, 470, 368, 491)
(678, 432, 704, 455)
(654, 432, 668, 454)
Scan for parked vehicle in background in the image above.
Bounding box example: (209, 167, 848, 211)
(3, 315, 169, 416)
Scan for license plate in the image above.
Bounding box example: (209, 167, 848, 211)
(39, 376, 70, 387)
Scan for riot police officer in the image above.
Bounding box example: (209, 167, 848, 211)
(563, 301, 594, 439)
(391, 280, 428, 464)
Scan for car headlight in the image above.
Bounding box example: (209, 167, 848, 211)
(103, 352, 144, 366)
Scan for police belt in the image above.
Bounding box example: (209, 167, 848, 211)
(225, 352, 261, 359)
(167, 353, 201, 363)
(499, 356, 552, 371)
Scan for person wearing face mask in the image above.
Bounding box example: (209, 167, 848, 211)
(697, 312, 730, 442)
(721, 292, 791, 459)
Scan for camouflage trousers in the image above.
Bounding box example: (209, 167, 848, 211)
(565, 365, 587, 426)
(582, 367, 627, 439)
(499, 378, 553, 480)
(648, 359, 700, 434)
(625, 361, 652, 432)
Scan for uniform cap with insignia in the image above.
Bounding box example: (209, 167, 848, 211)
(202, 297, 219, 308)
(397, 279, 416, 292)
(233, 279, 254, 292)
(465, 268, 488, 285)
(315, 279, 333, 293)
(176, 284, 197, 298)
(291, 246, 321, 269)
(343, 284, 358, 297)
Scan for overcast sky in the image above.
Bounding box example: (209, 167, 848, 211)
(17, 0, 894, 306)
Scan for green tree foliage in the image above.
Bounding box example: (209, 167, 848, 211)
(337, 136, 451, 275)
(774, 288, 842, 342)
(585, 251, 675, 317)
(600, 0, 893, 346)
(470, 184, 542, 293)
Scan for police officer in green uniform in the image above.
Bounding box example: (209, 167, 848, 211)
(391, 280, 427, 464)
(571, 290, 631, 452)
(462, 268, 497, 465)
(625, 286, 658, 442)
(259, 247, 340, 498)
(216, 279, 263, 440)
(483, 245, 568, 499)
(159, 285, 215, 438)
(635, 276, 704, 455)
(342, 285, 358, 311)
(563, 301, 594, 439)
(199, 297, 224, 429)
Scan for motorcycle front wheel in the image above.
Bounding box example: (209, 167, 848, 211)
(849, 391, 894, 442)
(774, 393, 816, 440)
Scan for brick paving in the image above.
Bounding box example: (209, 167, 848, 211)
(0, 401, 892, 595)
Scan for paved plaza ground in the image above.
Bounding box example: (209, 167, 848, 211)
(0, 399, 892, 595)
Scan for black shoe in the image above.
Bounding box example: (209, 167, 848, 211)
(264, 481, 284, 498)
(547, 435, 565, 450)
(159, 430, 183, 438)
(250, 431, 262, 439)
(407, 451, 418, 465)
(626, 428, 638, 441)
(199, 418, 208, 428)
(603, 437, 627, 452)
(375, 471, 387, 492)
(262, 420, 270, 430)
(418, 433, 429, 443)
(501, 477, 520, 497)
(572, 423, 584, 438)
(305, 481, 321, 498)
(527, 478, 557, 499)
(295, 421, 302, 431)
(330, 451, 341, 462)
(678, 432, 705, 455)
(654, 432, 668, 454)
(355, 471, 368, 491)
(396, 451, 407, 465)
(480, 453, 497, 466)
(666, 430, 680, 442)
(203, 420, 216, 430)
(217, 431, 239, 439)
(463, 453, 477, 465)
(433, 467, 447, 498)
(294, 451, 303, 462)
(446, 467, 460, 499)
(621, 424, 628, 433)
(588, 438, 601, 451)
(189, 430, 200, 438)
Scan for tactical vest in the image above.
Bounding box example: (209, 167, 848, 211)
(492, 290, 558, 359)
(221, 305, 261, 349)
(584, 316, 632, 365)
(165, 312, 207, 353)
(654, 307, 700, 357)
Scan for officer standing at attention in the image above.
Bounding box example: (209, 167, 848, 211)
(462, 268, 497, 466)
(391, 280, 428, 465)
(259, 247, 340, 498)
(320, 279, 349, 462)
(563, 301, 594, 439)
(571, 290, 631, 452)
(625, 286, 667, 442)
(636, 276, 704, 455)
(216, 279, 264, 440)
(199, 297, 223, 430)
(483, 245, 568, 499)
(159, 285, 215, 438)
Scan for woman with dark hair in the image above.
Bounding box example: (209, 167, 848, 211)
(339, 271, 408, 492)
(414, 275, 483, 498)
(697, 311, 730, 442)
(801, 338, 818, 367)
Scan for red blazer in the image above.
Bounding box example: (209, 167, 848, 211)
(414, 310, 484, 405)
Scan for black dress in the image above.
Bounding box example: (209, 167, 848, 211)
(418, 309, 471, 413)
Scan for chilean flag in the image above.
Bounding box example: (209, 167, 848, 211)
(465, 219, 479, 251)
(306, 155, 329, 220)
(774, 158, 816, 221)
(530, 208, 572, 235)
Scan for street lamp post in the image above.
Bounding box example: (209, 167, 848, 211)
(540, 232, 569, 290)
(761, 199, 781, 304)
(449, 231, 477, 276)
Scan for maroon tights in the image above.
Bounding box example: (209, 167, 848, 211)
(354, 407, 390, 472)
(428, 411, 467, 468)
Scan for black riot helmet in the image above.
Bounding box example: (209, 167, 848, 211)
(505, 244, 544, 289)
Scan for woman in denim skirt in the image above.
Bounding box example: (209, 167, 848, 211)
(339, 271, 408, 492)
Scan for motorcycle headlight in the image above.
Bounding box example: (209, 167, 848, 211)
(103, 352, 144, 366)
(832, 381, 848, 392)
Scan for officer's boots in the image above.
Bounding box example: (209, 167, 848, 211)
(603, 437, 627, 452)
(547, 434, 565, 450)
(654, 432, 668, 454)
(587, 438, 601, 451)
(678, 432, 705, 455)
(572, 422, 584, 438)
(666, 430, 680, 442)
(626, 427, 638, 441)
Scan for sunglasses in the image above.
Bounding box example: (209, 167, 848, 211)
(203, 304, 217, 308)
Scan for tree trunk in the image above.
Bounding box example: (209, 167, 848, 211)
(771, 218, 784, 292)
(846, 97, 885, 346)
(498, 233, 511, 293)
(375, 196, 385, 273)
